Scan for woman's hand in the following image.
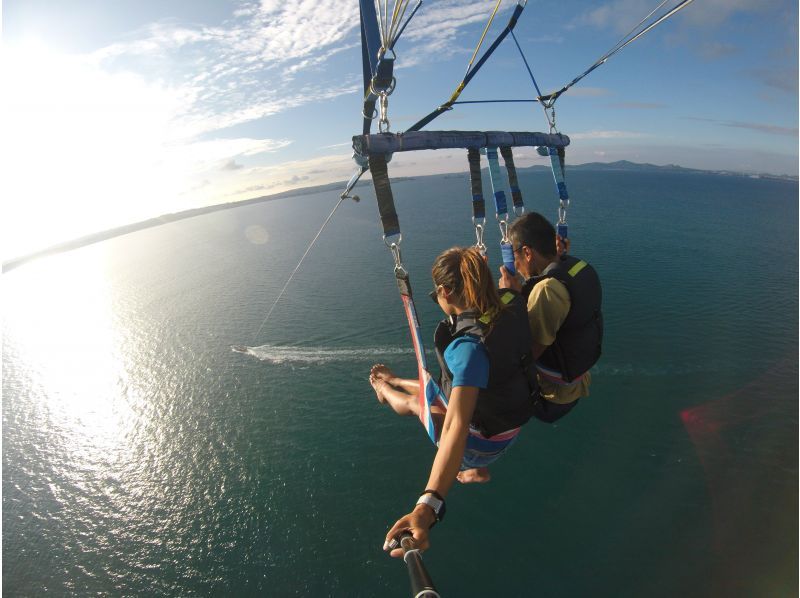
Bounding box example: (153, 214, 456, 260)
(383, 504, 437, 558)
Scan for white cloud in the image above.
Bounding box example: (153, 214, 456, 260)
(566, 87, 612, 97)
(574, 0, 785, 33)
(570, 130, 647, 140)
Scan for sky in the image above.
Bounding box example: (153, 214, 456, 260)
(1, 0, 798, 260)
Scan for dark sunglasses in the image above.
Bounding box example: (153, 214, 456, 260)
(429, 284, 446, 304)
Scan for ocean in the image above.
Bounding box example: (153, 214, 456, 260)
(3, 168, 798, 597)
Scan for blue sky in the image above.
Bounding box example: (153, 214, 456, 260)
(2, 0, 797, 259)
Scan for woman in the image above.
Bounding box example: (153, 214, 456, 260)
(371, 246, 538, 558)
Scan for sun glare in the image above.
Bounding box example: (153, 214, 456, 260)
(3, 246, 137, 463)
(0, 41, 198, 260)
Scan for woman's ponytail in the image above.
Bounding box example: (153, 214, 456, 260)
(431, 247, 504, 317)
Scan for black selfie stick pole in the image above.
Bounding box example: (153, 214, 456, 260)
(399, 532, 441, 598)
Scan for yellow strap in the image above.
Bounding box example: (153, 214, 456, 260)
(446, 0, 502, 105)
(478, 291, 514, 324)
(568, 260, 588, 277)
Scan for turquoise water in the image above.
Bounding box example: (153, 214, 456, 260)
(3, 169, 797, 597)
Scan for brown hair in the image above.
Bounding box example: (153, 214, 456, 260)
(431, 247, 504, 317)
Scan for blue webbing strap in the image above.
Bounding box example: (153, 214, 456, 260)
(406, 2, 526, 132)
(359, 0, 382, 136)
(500, 146, 524, 215)
(509, 29, 544, 99)
(548, 147, 569, 244)
(486, 147, 515, 274)
(485, 147, 507, 216)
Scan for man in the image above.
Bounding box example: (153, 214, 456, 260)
(499, 212, 603, 423)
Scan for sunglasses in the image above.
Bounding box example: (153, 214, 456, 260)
(429, 285, 444, 304)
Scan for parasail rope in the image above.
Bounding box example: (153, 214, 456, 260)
(543, 0, 695, 103)
(252, 194, 346, 343)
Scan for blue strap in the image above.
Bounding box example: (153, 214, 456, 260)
(549, 147, 569, 201)
(485, 148, 508, 216)
(359, 0, 382, 136)
(500, 243, 516, 274)
(406, 2, 527, 132)
(486, 147, 516, 274)
(509, 29, 544, 99)
(548, 147, 569, 246)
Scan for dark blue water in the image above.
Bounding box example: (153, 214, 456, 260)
(3, 169, 797, 597)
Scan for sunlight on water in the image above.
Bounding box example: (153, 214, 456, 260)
(3, 172, 797, 596)
(4, 247, 140, 477)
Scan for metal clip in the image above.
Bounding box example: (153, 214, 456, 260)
(473, 220, 487, 255)
(498, 219, 510, 244)
(384, 234, 407, 277)
(378, 93, 391, 133)
(558, 200, 569, 224)
(543, 103, 557, 134)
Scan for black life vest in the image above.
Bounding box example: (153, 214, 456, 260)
(522, 255, 603, 382)
(433, 290, 539, 438)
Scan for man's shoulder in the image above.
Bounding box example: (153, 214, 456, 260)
(530, 276, 570, 304)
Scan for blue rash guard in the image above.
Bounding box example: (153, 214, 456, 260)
(442, 335, 490, 389)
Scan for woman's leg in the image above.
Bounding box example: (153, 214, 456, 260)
(370, 374, 420, 417)
(369, 365, 446, 427)
(370, 364, 419, 393)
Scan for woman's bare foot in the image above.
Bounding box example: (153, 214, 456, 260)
(370, 363, 397, 385)
(369, 374, 389, 404)
(457, 467, 492, 484)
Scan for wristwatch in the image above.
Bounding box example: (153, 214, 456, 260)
(416, 490, 446, 524)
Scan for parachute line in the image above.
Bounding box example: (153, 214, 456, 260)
(252, 194, 345, 343)
(543, 0, 695, 103)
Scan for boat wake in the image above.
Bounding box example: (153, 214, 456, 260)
(231, 344, 417, 364)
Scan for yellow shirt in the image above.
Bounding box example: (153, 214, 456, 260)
(527, 276, 591, 405)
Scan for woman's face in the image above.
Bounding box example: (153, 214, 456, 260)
(429, 284, 458, 315)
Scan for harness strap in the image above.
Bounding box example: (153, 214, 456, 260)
(370, 155, 446, 445)
(485, 147, 508, 217)
(486, 147, 515, 274)
(395, 271, 446, 444)
(369, 153, 400, 237)
(548, 146, 570, 244)
(467, 148, 485, 220)
(500, 146, 524, 215)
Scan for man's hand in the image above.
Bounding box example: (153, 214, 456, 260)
(383, 504, 437, 558)
(499, 265, 522, 291)
(556, 235, 571, 257)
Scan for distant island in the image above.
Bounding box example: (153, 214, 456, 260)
(3, 161, 796, 272)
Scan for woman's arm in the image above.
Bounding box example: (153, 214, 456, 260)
(383, 386, 478, 558)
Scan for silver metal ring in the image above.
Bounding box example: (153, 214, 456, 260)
(383, 233, 402, 249)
